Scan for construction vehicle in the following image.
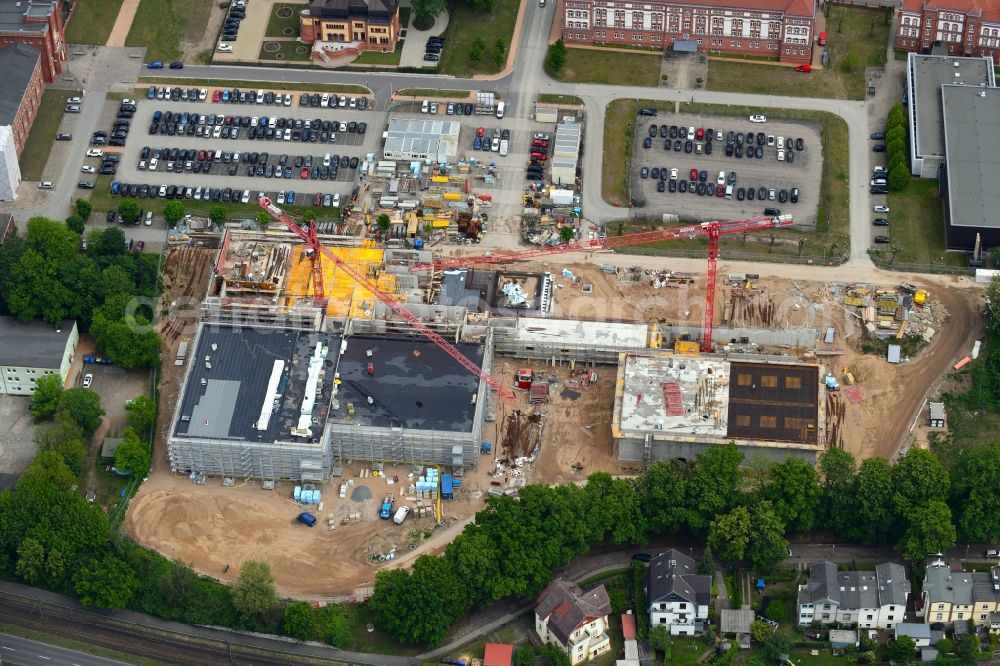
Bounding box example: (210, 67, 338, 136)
(379, 497, 394, 520)
(824, 374, 840, 391)
(410, 216, 795, 352)
(515, 368, 534, 389)
(258, 196, 516, 403)
(843, 367, 855, 385)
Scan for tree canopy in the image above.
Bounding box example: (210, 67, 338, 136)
(232, 560, 277, 621)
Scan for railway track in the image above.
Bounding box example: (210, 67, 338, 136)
(0, 593, 347, 666)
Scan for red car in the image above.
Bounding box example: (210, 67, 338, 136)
(715, 185, 725, 197)
(300, 168, 310, 179)
(689, 168, 698, 181)
(532, 138, 549, 148)
(530, 151, 547, 161)
(696, 128, 705, 140)
(476, 127, 485, 137)
(212, 90, 221, 103)
(313, 192, 323, 206)
(795, 64, 812, 73)
(818, 31, 827, 46)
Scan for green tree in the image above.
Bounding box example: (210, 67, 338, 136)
(371, 555, 469, 646)
(469, 37, 485, 62)
(283, 601, 315, 641)
(746, 501, 789, 571)
(447, 528, 503, 606)
(954, 634, 978, 664)
(494, 38, 507, 67)
(74, 555, 139, 610)
(376, 214, 391, 236)
(897, 500, 957, 561)
(209, 205, 226, 226)
(708, 505, 751, 563)
(888, 636, 916, 665)
(885, 126, 906, 145)
(952, 444, 1000, 542)
(514, 646, 536, 666)
(583, 473, 646, 545)
(765, 599, 787, 623)
(118, 199, 140, 224)
(100, 265, 136, 301)
(761, 457, 821, 532)
(45, 547, 66, 587)
(888, 166, 911, 191)
(15, 537, 45, 583)
(937, 638, 954, 654)
(751, 619, 776, 642)
(75, 198, 93, 220)
(818, 449, 856, 536)
(6, 248, 73, 324)
(687, 444, 744, 532)
(232, 560, 277, 621)
(24, 216, 80, 265)
(58, 387, 105, 435)
(314, 605, 351, 647)
(850, 457, 894, 542)
(648, 624, 672, 656)
(763, 632, 792, 663)
(699, 542, 715, 575)
(34, 410, 88, 474)
(411, 0, 446, 26)
(887, 103, 906, 128)
(65, 214, 86, 235)
(891, 449, 949, 518)
(559, 226, 574, 243)
(30, 373, 64, 420)
(635, 460, 689, 535)
(255, 211, 271, 229)
(546, 39, 568, 73)
(95, 227, 128, 257)
(163, 201, 186, 226)
(125, 395, 158, 434)
(114, 427, 150, 477)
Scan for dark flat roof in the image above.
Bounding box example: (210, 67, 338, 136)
(0, 44, 39, 126)
(726, 361, 819, 444)
(308, 0, 398, 20)
(0, 317, 74, 368)
(908, 53, 994, 160)
(943, 85, 1000, 231)
(0, 1, 53, 33)
(332, 335, 484, 432)
(174, 327, 341, 444)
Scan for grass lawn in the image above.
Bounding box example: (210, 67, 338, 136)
(708, 7, 891, 100)
(66, 0, 123, 44)
(259, 40, 313, 61)
(602, 99, 850, 259)
(870, 178, 965, 267)
(538, 93, 584, 105)
(125, 0, 213, 61)
(553, 47, 660, 86)
(397, 88, 470, 99)
(354, 41, 404, 65)
(265, 2, 306, 38)
(136, 77, 370, 94)
(19, 90, 80, 182)
(436, 0, 519, 77)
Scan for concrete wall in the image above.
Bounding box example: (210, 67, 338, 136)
(667, 325, 818, 349)
(617, 435, 820, 465)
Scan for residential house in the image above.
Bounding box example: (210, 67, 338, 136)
(895, 623, 932, 648)
(299, 0, 401, 59)
(644, 549, 712, 636)
(971, 567, 1000, 628)
(534, 580, 612, 665)
(0, 317, 79, 394)
(0, 0, 64, 82)
(797, 561, 909, 629)
(921, 562, 974, 625)
(989, 611, 1000, 635)
(896, 0, 1000, 65)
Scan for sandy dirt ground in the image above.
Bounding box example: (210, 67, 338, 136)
(125, 248, 981, 597)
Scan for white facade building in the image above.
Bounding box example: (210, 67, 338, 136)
(645, 549, 712, 636)
(0, 317, 78, 394)
(535, 580, 612, 665)
(797, 562, 910, 629)
(0, 126, 20, 201)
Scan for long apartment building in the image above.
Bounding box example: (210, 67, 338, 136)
(562, 0, 815, 63)
(897, 0, 1000, 64)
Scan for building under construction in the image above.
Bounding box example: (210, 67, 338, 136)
(612, 353, 825, 465)
(166, 321, 492, 482)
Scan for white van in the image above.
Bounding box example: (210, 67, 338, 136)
(421, 99, 429, 113)
(39, 181, 53, 189)
(496, 101, 506, 119)
(256, 89, 264, 104)
(725, 184, 733, 199)
(393, 506, 410, 524)
(321, 93, 330, 107)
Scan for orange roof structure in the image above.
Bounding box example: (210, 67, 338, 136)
(483, 643, 514, 666)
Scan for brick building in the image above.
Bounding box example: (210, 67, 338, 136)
(300, 0, 401, 59)
(0, 43, 43, 156)
(897, 0, 1000, 63)
(0, 0, 65, 83)
(562, 0, 815, 63)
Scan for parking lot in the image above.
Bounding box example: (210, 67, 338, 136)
(95, 90, 387, 208)
(630, 113, 822, 226)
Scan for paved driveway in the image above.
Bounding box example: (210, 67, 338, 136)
(214, 0, 279, 63)
(399, 10, 449, 69)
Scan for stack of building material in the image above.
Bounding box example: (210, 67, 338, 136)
(529, 382, 550, 403)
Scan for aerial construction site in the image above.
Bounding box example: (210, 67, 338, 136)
(128, 206, 982, 598)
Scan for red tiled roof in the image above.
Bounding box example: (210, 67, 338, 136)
(901, 0, 1000, 22)
(484, 643, 514, 666)
(621, 613, 637, 640)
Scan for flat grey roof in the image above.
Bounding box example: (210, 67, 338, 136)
(0, 317, 74, 368)
(0, 1, 53, 33)
(0, 44, 40, 126)
(330, 335, 484, 432)
(908, 53, 993, 160)
(943, 85, 1000, 230)
(174, 326, 340, 444)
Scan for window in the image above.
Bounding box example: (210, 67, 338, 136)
(936, 613, 944, 620)
(761, 375, 778, 388)
(957, 613, 964, 619)
(888, 615, 894, 621)
(785, 376, 802, 389)
(982, 614, 988, 620)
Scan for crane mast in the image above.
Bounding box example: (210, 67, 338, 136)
(258, 197, 516, 403)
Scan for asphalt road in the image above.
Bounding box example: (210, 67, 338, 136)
(0, 633, 131, 666)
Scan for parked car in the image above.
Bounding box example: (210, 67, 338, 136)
(83, 373, 93, 388)
(874, 235, 890, 244)
(147, 61, 165, 69)
(749, 114, 766, 123)
(873, 218, 889, 226)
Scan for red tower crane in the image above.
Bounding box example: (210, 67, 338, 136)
(411, 215, 795, 352)
(258, 196, 517, 403)
(303, 221, 326, 308)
